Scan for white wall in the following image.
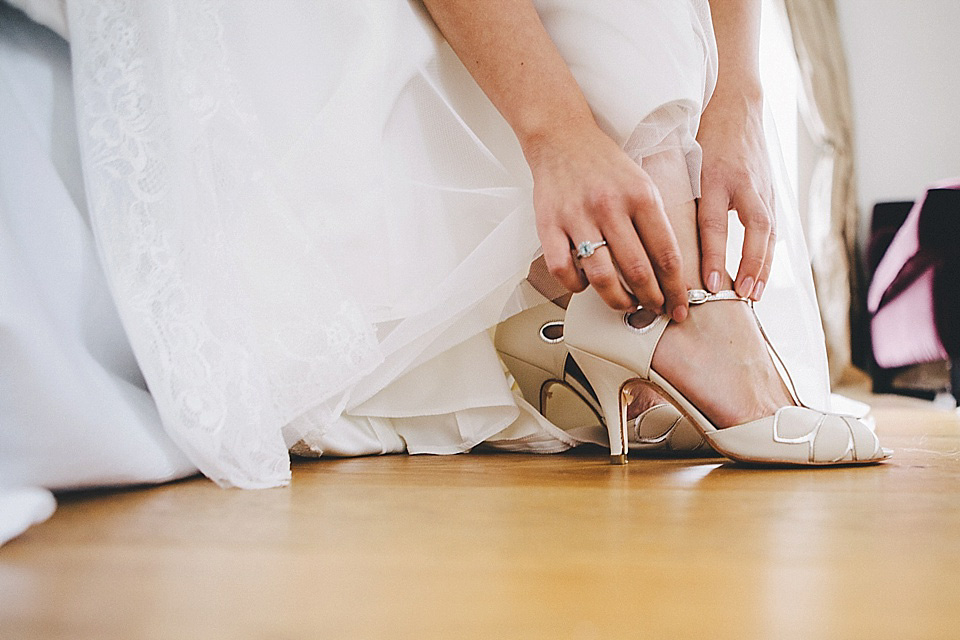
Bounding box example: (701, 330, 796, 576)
(836, 0, 960, 224)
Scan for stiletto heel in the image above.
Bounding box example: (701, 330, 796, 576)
(495, 294, 711, 460)
(564, 286, 891, 466)
(565, 348, 634, 464)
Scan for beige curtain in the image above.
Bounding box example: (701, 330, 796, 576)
(782, 0, 859, 382)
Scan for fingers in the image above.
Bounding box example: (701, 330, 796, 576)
(751, 229, 775, 301)
(578, 184, 687, 317)
(539, 224, 588, 293)
(697, 185, 729, 293)
(527, 130, 689, 316)
(570, 227, 636, 311)
(732, 189, 772, 299)
(600, 216, 664, 314)
(752, 190, 776, 301)
(541, 186, 686, 315)
(542, 213, 664, 312)
(630, 198, 687, 320)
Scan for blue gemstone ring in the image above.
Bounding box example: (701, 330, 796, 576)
(575, 240, 607, 259)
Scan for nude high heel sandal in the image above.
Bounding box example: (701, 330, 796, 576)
(495, 298, 605, 432)
(495, 296, 712, 457)
(564, 286, 891, 466)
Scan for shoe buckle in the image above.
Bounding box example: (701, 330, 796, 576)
(687, 289, 710, 305)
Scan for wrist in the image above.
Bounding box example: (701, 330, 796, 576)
(709, 74, 764, 111)
(517, 112, 602, 164)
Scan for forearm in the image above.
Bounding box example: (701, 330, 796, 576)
(707, 0, 764, 104)
(421, 0, 597, 155)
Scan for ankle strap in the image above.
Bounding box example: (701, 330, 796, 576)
(683, 288, 806, 407)
(687, 289, 752, 306)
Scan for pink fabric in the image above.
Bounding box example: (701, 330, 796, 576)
(871, 267, 947, 368)
(868, 177, 960, 368)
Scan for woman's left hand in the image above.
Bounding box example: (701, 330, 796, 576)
(695, 88, 776, 301)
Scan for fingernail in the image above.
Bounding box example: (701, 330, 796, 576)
(672, 305, 688, 323)
(752, 280, 765, 301)
(707, 271, 720, 293)
(738, 276, 754, 298)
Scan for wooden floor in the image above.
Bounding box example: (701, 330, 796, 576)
(2, 391, 959, 640)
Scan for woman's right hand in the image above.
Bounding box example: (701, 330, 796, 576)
(523, 122, 690, 320)
(419, 0, 688, 318)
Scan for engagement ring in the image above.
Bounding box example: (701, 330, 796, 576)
(575, 240, 607, 259)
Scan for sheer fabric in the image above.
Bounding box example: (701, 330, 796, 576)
(0, 2, 196, 491)
(1, 0, 830, 492)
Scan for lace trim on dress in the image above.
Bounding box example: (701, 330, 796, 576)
(67, 0, 380, 487)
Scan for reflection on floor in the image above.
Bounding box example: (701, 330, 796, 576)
(1, 390, 958, 639)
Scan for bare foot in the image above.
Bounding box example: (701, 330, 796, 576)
(544, 243, 790, 428)
(623, 383, 667, 421)
(636, 297, 794, 428)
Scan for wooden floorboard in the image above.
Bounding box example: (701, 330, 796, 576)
(2, 391, 959, 639)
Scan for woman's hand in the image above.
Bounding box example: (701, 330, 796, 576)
(696, 89, 775, 301)
(420, 0, 689, 318)
(523, 123, 689, 318)
(700, 0, 773, 301)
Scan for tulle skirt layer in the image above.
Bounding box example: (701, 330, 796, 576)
(1, 0, 830, 491)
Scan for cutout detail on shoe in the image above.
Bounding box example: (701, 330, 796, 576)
(624, 308, 658, 332)
(563, 354, 600, 405)
(539, 321, 564, 343)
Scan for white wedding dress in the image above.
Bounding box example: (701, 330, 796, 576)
(0, 0, 833, 523)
